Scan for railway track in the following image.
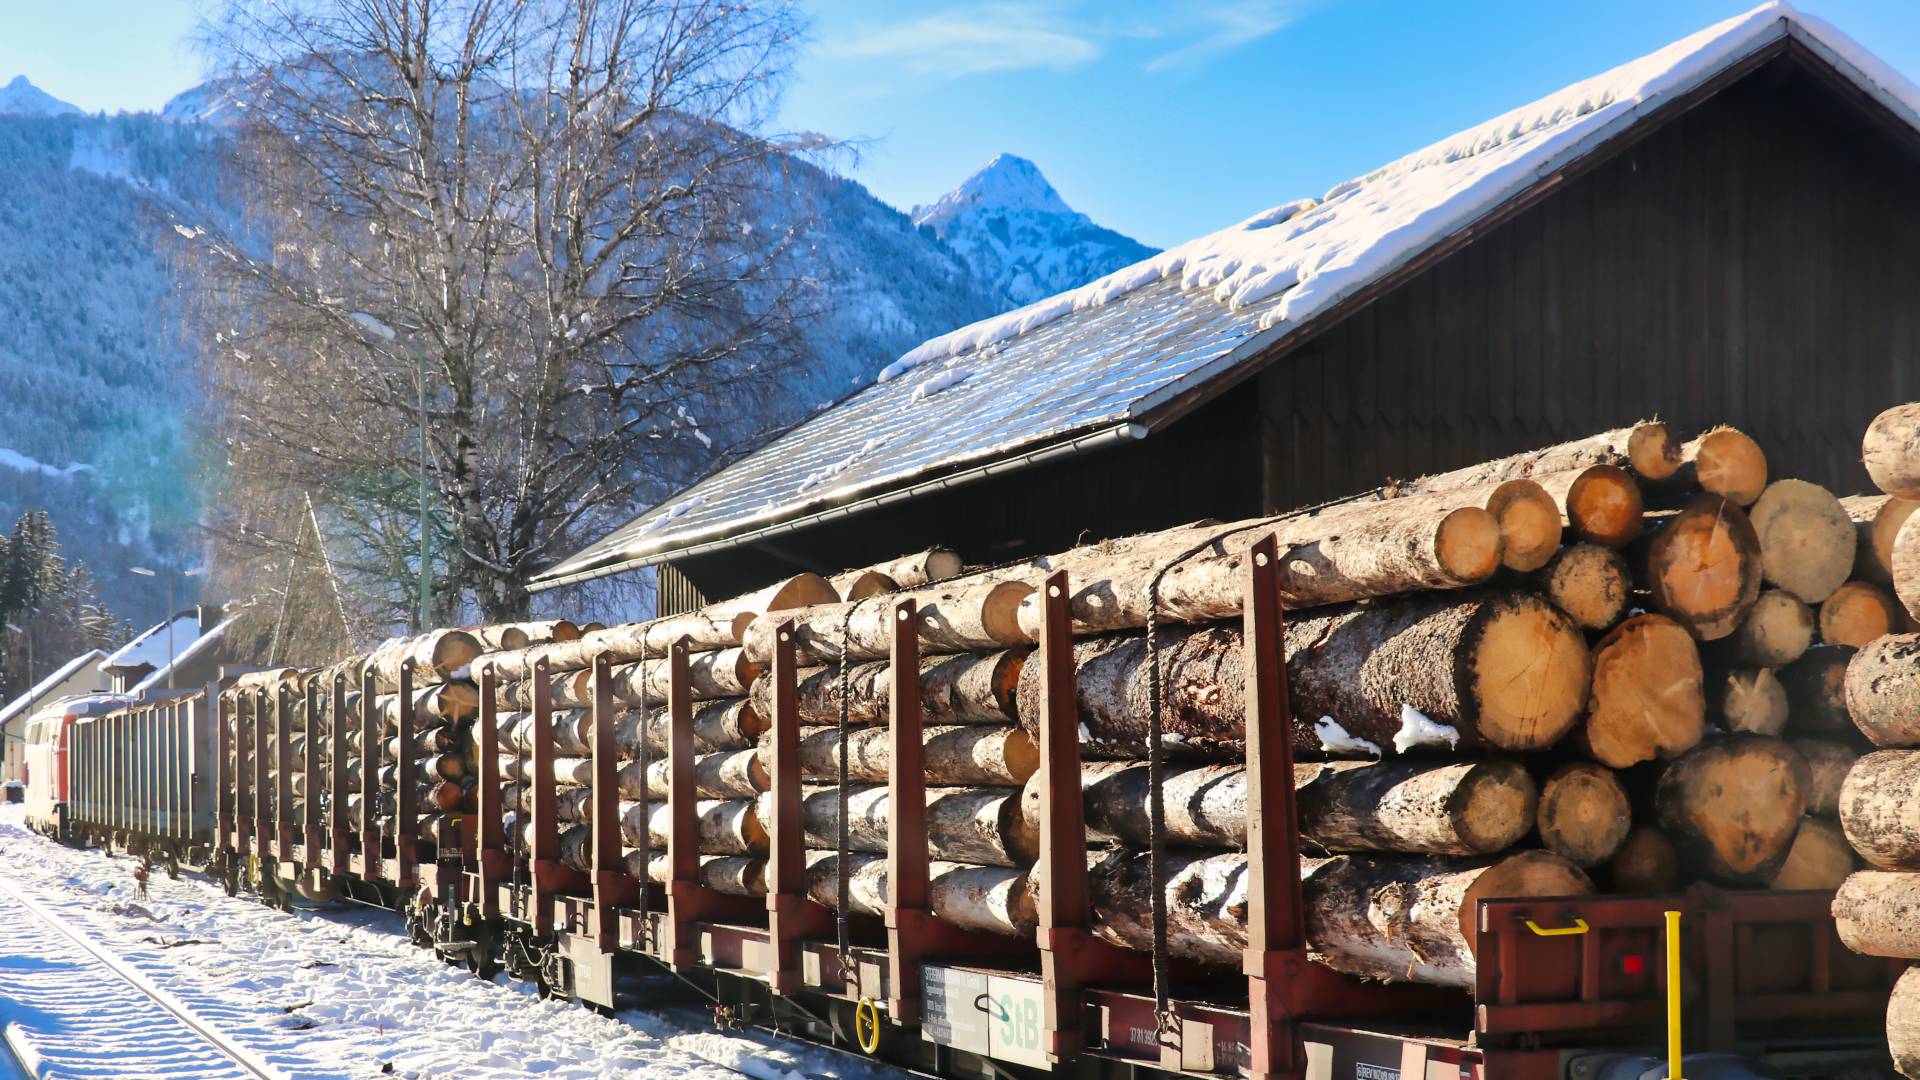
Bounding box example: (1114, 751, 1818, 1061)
(0, 876, 281, 1080)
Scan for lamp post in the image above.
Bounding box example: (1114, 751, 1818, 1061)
(127, 566, 209, 691)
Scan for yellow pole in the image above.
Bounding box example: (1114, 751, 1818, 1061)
(1665, 909, 1683, 1080)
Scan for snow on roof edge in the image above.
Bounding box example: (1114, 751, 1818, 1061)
(0, 650, 107, 727)
(127, 617, 235, 696)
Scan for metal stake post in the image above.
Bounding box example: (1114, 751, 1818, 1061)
(530, 657, 559, 938)
(475, 664, 505, 919)
(396, 659, 419, 888)
(359, 670, 381, 881)
(766, 620, 832, 994)
(590, 653, 636, 951)
(330, 675, 350, 874)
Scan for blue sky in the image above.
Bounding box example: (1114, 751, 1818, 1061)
(9, 1, 1920, 247)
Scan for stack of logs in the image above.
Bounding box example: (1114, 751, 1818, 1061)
(1825, 403, 1920, 1077)
(476, 418, 1912, 993)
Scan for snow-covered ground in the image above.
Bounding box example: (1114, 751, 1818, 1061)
(0, 805, 906, 1079)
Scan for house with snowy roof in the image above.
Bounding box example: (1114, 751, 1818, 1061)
(101, 606, 237, 701)
(532, 3, 1920, 609)
(0, 649, 108, 784)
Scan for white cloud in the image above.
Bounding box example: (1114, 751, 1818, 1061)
(824, 3, 1101, 77)
(1145, 0, 1302, 72)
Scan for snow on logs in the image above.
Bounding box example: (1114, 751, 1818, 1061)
(1086, 847, 1592, 984)
(1010, 591, 1589, 758)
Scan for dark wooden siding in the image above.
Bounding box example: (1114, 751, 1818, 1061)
(663, 51, 1920, 606)
(1258, 52, 1920, 510)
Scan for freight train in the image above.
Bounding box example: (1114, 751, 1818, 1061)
(26, 508, 1907, 1080)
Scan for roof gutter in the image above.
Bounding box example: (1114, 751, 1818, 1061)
(529, 420, 1149, 592)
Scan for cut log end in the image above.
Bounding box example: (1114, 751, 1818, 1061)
(1538, 543, 1632, 631)
(1486, 480, 1563, 572)
(1642, 496, 1763, 641)
(1627, 421, 1682, 481)
(1655, 734, 1808, 885)
(1749, 479, 1855, 604)
(1467, 593, 1593, 752)
(1818, 580, 1902, 647)
(1437, 506, 1504, 582)
(1717, 668, 1788, 736)
(1767, 817, 1856, 891)
(1686, 427, 1769, 506)
(1536, 762, 1631, 868)
(1582, 614, 1705, 769)
(1726, 588, 1815, 668)
(1864, 403, 1920, 500)
(1451, 760, 1541, 855)
(1564, 465, 1644, 548)
(1609, 827, 1680, 894)
(1456, 850, 1596, 952)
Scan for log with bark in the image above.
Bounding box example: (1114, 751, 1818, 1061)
(1864, 403, 1920, 500)
(1892, 967, 1920, 1080)
(503, 711, 592, 757)
(1778, 644, 1857, 737)
(828, 547, 964, 599)
(1012, 496, 1504, 642)
(1015, 591, 1590, 759)
(1342, 478, 1559, 571)
(1087, 848, 1591, 985)
(1818, 580, 1903, 647)
(630, 852, 768, 898)
(1671, 427, 1768, 506)
(1581, 614, 1705, 769)
(1895, 513, 1920, 622)
(1535, 543, 1633, 631)
(1766, 817, 1856, 891)
(743, 578, 1037, 666)
(1536, 762, 1632, 868)
(1844, 634, 1920, 747)
(774, 724, 1038, 786)
(467, 620, 581, 652)
(618, 699, 766, 756)
(620, 749, 768, 801)
(1721, 589, 1815, 668)
(499, 755, 594, 788)
(802, 851, 1037, 937)
(1838, 750, 1920, 870)
(1654, 734, 1808, 884)
(618, 797, 768, 855)
(610, 648, 759, 707)
(1609, 827, 1680, 894)
(1841, 493, 1918, 585)
(1747, 480, 1855, 604)
(1716, 668, 1788, 736)
(1034, 757, 1536, 856)
(746, 649, 1025, 729)
(364, 629, 484, 692)
(1637, 496, 1764, 640)
(773, 784, 1036, 867)
(1373, 423, 1681, 489)
(1832, 871, 1920, 959)
(1537, 466, 1644, 549)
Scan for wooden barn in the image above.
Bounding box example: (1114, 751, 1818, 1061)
(530, 5, 1920, 611)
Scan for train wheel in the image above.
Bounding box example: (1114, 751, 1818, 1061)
(466, 920, 502, 982)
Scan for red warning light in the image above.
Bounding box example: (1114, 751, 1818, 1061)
(1621, 954, 1645, 976)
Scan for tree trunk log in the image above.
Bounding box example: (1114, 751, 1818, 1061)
(1715, 668, 1788, 736)
(618, 797, 768, 855)
(1536, 466, 1644, 549)
(829, 548, 963, 598)
(1013, 497, 1503, 641)
(743, 578, 1037, 665)
(618, 699, 765, 755)
(620, 749, 768, 800)
(1637, 496, 1763, 641)
(1892, 966, 1920, 1079)
(1671, 427, 1768, 506)
(1087, 848, 1591, 984)
(1839, 750, 1920, 869)
(365, 630, 483, 692)
(1844, 635, 1920, 747)
(1033, 758, 1536, 855)
(1655, 734, 1808, 885)
(1608, 827, 1680, 894)
(1841, 494, 1918, 585)
(1790, 738, 1858, 817)
(774, 724, 1038, 786)
(631, 852, 768, 897)
(1748, 480, 1855, 604)
(1581, 614, 1705, 769)
(802, 851, 1037, 937)
(774, 784, 1036, 867)
(1370, 423, 1681, 488)
(503, 710, 592, 757)
(609, 648, 760, 707)
(1722, 589, 1815, 668)
(1779, 644, 1857, 737)
(1537, 762, 1632, 868)
(1016, 592, 1589, 759)
(1895, 513, 1920, 622)
(1818, 580, 1902, 648)
(467, 620, 580, 651)
(1832, 871, 1920, 959)
(1766, 816, 1855, 891)
(1340, 477, 1559, 571)
(1865, 403, 1920, 500)
(746, 650, 1025, 729)
(1535, 543, 1632, 631)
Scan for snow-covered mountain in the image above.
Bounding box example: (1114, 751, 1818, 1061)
(0, 76, 80, 117)
(912, 154, 1158, 305)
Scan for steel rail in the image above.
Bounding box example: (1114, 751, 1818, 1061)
(0, 876, 281, 1080)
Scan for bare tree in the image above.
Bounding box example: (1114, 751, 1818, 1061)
(178, 0, 810, 630)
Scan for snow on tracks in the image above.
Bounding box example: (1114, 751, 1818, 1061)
(0, 809, 887, 1079)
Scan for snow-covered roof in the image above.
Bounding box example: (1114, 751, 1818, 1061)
(103, 611, 236, 695)
(0, 650, 107, 729)
(534, 2, 1920, 589)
